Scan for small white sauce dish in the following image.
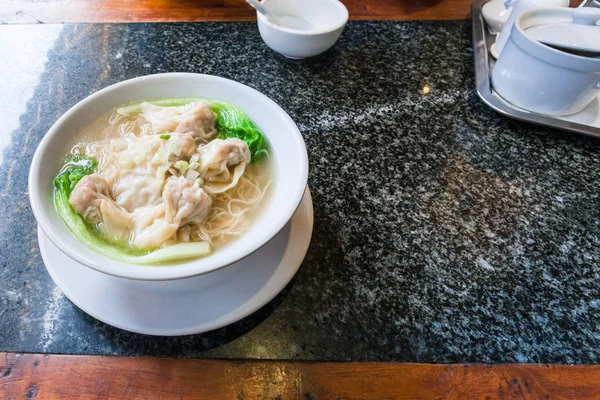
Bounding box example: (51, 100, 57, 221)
(492, 7, 600, 116)
(257, 0, 349, 59)
(482, 0, 514, 35)
(28, 73, 309, 281)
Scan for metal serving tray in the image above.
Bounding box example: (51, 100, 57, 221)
(471, 0, 600, 139)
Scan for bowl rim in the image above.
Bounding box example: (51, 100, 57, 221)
(28, 73, 309, 281)
(256, 0, 348, 36)
(513, 7, 600, 70)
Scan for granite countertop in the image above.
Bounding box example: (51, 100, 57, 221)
(1, 21, 600, 364)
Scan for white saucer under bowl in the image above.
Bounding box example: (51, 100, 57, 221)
(38, 188, 313, 336)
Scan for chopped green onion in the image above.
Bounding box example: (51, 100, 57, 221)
(160, 134, 171, 140)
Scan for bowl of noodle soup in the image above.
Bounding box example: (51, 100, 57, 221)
(29, 73, 308, 280)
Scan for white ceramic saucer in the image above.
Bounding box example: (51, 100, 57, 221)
(38, 188, 313, 336)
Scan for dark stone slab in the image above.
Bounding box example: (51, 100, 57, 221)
(1, 21, 599, 363)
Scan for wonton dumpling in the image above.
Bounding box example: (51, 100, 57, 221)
(141, 101, 217, 142)
(70, 174, 115, 223)
(163, 176, 212, 226)
(197, 138, 251, 194)
(130, 205, 177, 249)
(91, 134, 163, 169)
(69, 174, 131, 238)
(99, 200, 132, 239)
(95, 133, 196, 212)
(166, 132, 197, 161)
(130, 177, 212, 248)
(113, 172, 163, 212)
(70, 174, 214, 249)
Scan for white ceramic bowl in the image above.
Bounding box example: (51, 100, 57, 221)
(492, 7, 600, 116)
(29, 73, 309, 281)
(257, 0, 348, 59)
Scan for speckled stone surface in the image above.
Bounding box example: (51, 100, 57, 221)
(1, 21, 600, 363)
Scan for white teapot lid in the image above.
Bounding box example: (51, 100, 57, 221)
(524, 8, 600, 54)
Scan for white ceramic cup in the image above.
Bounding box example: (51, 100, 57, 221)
(28, 73, 309, 281)
(492, 7, 600, 116)
(257, 0, 348, 59)
(491, 0, 569, 58)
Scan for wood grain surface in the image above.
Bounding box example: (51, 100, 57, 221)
(2, 0, 473, 24)
(1, 0, 586, 24)
(2, 352, 600, 399)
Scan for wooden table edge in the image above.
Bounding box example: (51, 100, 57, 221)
(2, 352, 600, 398)
(1, 0, 474, 25)
(0, 0, 582, 25)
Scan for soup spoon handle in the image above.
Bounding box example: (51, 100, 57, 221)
(246, 0, 270, 16)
